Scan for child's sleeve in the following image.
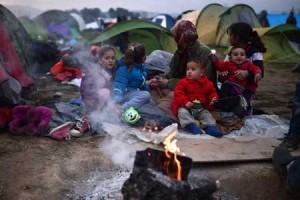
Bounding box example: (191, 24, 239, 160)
(112, 67, 129, 103)
(174, 80, 189, 107)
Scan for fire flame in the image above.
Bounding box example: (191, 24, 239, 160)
(163, 130, 182, 180)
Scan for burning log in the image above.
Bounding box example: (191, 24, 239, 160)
(122, 148, 220, 200)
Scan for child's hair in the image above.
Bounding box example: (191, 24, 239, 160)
(98, 45, 116, 59)
(229, 45, 246, 55)
(187, 58, 205, 70)
(123, 42, 146, 68)
(227, 22, 267, 53)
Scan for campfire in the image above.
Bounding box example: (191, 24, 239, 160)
(122, 126, 220, 199)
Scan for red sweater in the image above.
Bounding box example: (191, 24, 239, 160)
(171, 75, 218, 116)
(214, 59, 261, 91)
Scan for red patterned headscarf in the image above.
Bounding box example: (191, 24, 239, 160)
(170, 20, 198, 44)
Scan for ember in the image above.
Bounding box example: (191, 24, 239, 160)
(143, 122, 158, 132)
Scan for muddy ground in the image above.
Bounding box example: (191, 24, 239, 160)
(0, 63, 299, 200)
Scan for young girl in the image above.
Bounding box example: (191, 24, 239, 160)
(80, 45, 117, 113)
(212, 46, 262, 117)
(112, 42, 153, 124)
(172, 59, 223, 138)
(223, 22, 267, 115)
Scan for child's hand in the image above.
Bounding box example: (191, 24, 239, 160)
(186, 102, 194, 109)
(157, 78, 169, 89)
(147, 79, 159, 88)
(254, 73, 262, 83)
(209, 97, 218, 105)
(234, 70, 248, 80)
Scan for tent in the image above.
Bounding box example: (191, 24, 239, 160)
(256, 24, 300, 63)
(151, 14, 176, 30)
(34, 10, 81, 39)
(89, 19, 177, 55)
(0, 4, 35, 78)
(179, 3, 300, 63)
(19, 16, 48, 42)
(0, 4, 35, 105)
(70, 13, 85, 31)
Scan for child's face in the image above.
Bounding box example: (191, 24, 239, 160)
(99, 50, 116, 70)
(186, 61, 204, 80)
(230, 47, 246, 65)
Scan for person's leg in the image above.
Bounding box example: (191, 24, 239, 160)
(242, 89, 254, 115)
(272, 146, 300, 195)
(286, 158, 300, 193)
(122, 91, 151, 110)
(216, 83, 240, 112)
(280, 75, 300, 151)
(196, 109, 223, 138)
(178, 108, 203, 134)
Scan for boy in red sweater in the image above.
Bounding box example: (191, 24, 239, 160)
(171, 59, 223, 137)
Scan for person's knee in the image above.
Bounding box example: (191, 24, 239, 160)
(140, 91, 151, 99)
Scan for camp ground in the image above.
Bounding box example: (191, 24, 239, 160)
(1, 2, 300, 200)
(179, 3, 300, 64)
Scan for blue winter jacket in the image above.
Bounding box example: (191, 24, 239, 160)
(112, 58, 149, 103)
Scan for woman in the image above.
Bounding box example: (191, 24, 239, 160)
(150, 20, 216, 122)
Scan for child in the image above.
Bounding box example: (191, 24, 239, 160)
(80, 45, 117, 113)
(112, 42, 153, 124)
(212, 46, 262, 117)
(171, 59, 223, 138)
(224, 22, 267, 115)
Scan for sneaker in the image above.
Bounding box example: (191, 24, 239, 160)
(205, 126, 223, 138)
(272, 146, 294, 181)
(279, 132, 300, 151)
(186, 123, 204, 135)
(69, 116, 90, 137)
(49, 122, 74, 140)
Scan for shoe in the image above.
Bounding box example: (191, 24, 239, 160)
(186, 123, 204, 135)
(49, 122, 74, 140)
(279, 132, 300, 151)
(205, 126, 223, 138)
(69, 116, 90, 137)
(272, 146, 294, 181)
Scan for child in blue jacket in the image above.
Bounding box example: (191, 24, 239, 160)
(112, 42, 154, 124)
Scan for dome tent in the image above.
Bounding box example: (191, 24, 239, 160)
(89, 19, 177, 55)
(151, 14, 176, 30)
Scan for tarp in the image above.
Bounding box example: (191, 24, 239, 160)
(89, 19, 177, 55)
(267, 14, 300, 28)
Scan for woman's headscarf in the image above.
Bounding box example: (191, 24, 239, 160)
(170, 20, 198, 45)
(170, 20, 199, 78)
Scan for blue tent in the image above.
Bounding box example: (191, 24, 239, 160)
(267, 14, 300, 28)
(151, 14, 176, 30)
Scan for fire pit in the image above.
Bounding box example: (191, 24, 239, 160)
(122, 148, 220, 200)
